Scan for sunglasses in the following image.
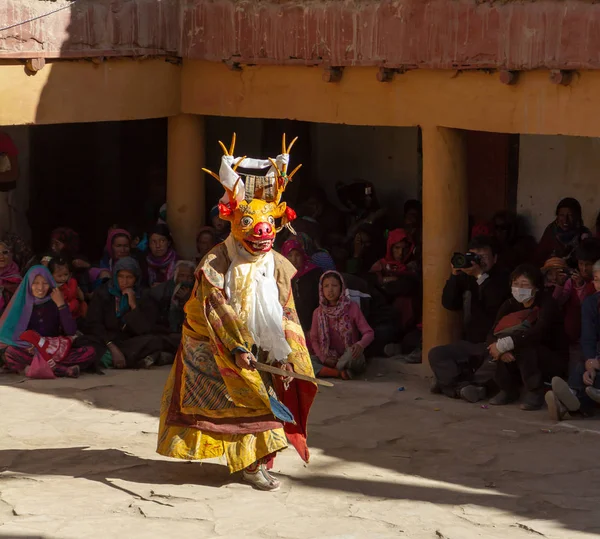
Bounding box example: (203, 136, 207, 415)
(0, 250, 10, 256)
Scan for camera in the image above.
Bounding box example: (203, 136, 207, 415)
(451, 252, 481, 269)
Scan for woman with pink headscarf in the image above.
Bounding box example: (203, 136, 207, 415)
(89, 228, 133, 290)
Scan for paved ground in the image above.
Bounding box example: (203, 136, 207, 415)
(1, 357, 599, 539)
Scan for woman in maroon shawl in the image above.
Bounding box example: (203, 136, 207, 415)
(146, 224, 178, 287)
(0, 238, 22, 314)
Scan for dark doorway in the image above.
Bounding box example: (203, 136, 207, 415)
(466, 131, 520, 224)
(28, 119, 167, 259)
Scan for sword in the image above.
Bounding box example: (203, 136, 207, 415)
(251, 361, 334, 388)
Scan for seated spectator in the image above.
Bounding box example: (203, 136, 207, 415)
(0, 239, 22, 314)
(310, 271, 374, 379)
(371, 228, 420, 347)
(401, 199, 422, 266)
(85, 257, 172, 369)
(488, 264, 568, 410)
(196, 226, 217, 264)
(492, 210, 537, 271)
(401, 200, 422, 239)
(148, 260, 195, 335)
(210, 205, 230, 243)
(536, 197, 591, 266)
(429, 236, 510, 401)
(346, 224, 382, 278)
(48, 256, 87, 321)
(2, 233, 34, 274)
(337, 180, 387, 244)
(146, 224, 178, 287)
(545, 260, 600, 420)
(297, 232, 336, 273)
(0, 266, 96, 378)
(545, 239, 600, 344)
(49, 227, 82, 260)
(125, 223, 149, 254)
(46, 227, 93, 293)
(89, 228, 133, 291)
(282, 238, 323, 333)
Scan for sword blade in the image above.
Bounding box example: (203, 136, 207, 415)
(252, 361, 334, 388)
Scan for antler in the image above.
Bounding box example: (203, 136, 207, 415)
(218, 133, 237, 157)
(281, 134, 298, 174)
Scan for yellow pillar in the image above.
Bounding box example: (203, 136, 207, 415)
(167, 114, 205, 260)
(421, 126, 468, 368)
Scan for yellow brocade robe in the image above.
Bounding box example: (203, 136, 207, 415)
(156, 243, 316, 472)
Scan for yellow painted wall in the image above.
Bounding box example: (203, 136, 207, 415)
(0, 59, 181, 126)
(3, 58, 600, 140)
(182, 61, 600, 138)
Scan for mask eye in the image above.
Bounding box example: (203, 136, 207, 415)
(267, 216, 275, 226)
(240, 216, 253, 228)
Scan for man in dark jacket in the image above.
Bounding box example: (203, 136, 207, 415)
(429, 236, 510, 402)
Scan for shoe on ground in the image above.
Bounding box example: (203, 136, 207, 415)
(242, 465, 281, 492)
(459, 385, 486, 403)
(585, 386, 600, 405)
(489, 390, 518, 406)
(520, 391, 544, 411)
(140, 355, 155, 369)
(545, 390, 568, 421)
(551, 376, 580, 412)
(384, 343, 403, 358)
(403, 348, 422, 364)
(430, 378, 442, 394)
(155, 352, 174, 366)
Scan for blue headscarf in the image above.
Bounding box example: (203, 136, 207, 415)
(108, 257, 141, 319)
(0, 265, 56, 347)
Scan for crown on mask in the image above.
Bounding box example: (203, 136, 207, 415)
(202, 133, 302, 208)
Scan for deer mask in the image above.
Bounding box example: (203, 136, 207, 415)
(202, 133, 301, 255)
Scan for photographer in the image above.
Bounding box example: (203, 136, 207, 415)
(429, 236, 510, 402)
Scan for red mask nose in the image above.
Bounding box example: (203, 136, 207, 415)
(253, 222, 273, 237)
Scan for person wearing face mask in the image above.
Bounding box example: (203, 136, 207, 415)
(486, 264, 568, 410)
(429, 236, 511, 402)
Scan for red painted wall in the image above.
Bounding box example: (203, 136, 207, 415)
(3, 0, 600, 70)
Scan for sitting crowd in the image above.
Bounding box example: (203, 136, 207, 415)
(3, 183, 600, 422)
(429, 196, 600, 421)
(0, 220, 200, 378)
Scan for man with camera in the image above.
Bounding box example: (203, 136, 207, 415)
(429, 236, 511, 402)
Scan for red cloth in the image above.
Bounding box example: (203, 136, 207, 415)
(0, 132, 18, 156)
(19, 330, 73, 364)
(472, 221, 493, 238)
(59, 278, 87, 319)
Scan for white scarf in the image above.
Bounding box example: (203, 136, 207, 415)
(224, 235, 292, 362)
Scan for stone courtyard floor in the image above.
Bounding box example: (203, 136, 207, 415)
(1, 357, 599, 539)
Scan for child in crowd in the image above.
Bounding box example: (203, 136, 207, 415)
(310, 271, 374, 379)
(49, 256, 87, 320)
(542, 238, 600, 344)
